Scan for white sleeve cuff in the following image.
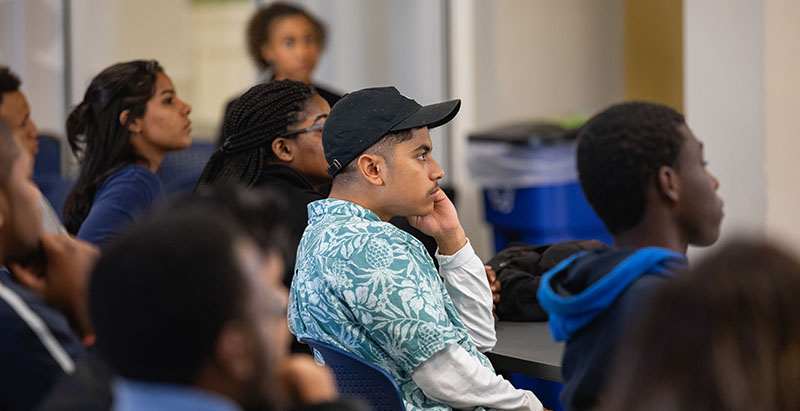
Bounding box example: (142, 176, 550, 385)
(413, 344, 543, 411)
(435, 239, 476, 269)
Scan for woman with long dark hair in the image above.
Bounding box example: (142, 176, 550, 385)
(63, 60, 192, 246)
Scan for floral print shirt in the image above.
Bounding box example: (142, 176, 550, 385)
(288, 199, 493, 410)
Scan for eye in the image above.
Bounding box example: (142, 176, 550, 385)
(284, 38, 295, 47)
(417, 153, 427, 161)
(163, 97, 173, 105)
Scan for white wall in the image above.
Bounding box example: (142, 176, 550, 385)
(452, 0, 625, 259)
(764, 0, 800, 252)
(0, 0, 65, 136)
(684, 0, 766, 257)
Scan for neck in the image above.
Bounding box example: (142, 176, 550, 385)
(137, 154, 164, 173)
(273, 73, 311, 85)
(612, 208, 688, 254)
(329, 183, 392, 221)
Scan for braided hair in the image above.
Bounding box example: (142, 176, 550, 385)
(196, 80, 316, 191)
(63, 60, 161, 234)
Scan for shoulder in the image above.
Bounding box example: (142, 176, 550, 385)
(313, 83, 342, 107)
(96, 165, 163, 202)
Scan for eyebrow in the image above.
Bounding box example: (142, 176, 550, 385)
(414, 144, 431, 154)
(313, 114, 328, 123)
(159, 89, 175, 96)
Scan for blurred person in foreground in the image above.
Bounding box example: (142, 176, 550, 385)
(602, 238, 800, 411)
(0, 118, 98, 410)
(88, 194, 364, 411)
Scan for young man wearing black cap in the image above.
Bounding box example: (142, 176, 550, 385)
(288, 87, 544, 410)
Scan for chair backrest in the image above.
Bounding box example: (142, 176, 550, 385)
(303, 338, 406, 411)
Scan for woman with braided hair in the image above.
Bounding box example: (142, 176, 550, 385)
(63, 60, 192, 246)
(197, 79, 330, 287)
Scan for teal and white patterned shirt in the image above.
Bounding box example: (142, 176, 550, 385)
(288, 199, 494, 410)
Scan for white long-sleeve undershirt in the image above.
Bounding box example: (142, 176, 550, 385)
(413, 240, 543, 411)
(435, 239, 496, 352)
(413, 343, 544, 411)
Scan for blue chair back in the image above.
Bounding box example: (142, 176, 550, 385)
(157, 142, 216, 194)
(304, 338, 405, 411)
(33, 135, 73, 218)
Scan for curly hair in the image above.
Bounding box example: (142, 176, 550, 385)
(577, 101, 685, 235)
(195, 79, 317, 191)
(0, 66, 22, 106)
(246, 2, 327, 71)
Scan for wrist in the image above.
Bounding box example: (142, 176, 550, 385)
(434, 227, 467, 255)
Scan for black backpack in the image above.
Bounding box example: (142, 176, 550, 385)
(487, 240, 607, 321)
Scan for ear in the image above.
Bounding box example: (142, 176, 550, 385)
(260, 43, 274, 65)
(215, 322, 256, 381)
(7, 262, 47, 297)
(357, 154, 386, 187)
(271, 138, 294, 162)
(656, 165, 681, 203)
(119, 110, 142, 135)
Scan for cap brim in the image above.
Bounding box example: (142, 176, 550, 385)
(390, 99, 461, 132)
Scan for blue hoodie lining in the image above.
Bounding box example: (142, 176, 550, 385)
(538, 247, 686, 341)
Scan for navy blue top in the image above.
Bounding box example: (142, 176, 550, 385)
(537, 247, 687, 411)
(77, 165, 164, 247)
(0, 269, 85, 411)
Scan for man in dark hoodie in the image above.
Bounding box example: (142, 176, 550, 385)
(536, 101, 724, 411)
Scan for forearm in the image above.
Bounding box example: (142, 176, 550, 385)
(412, 344, 543, 411)
(437, 240, 496, 352)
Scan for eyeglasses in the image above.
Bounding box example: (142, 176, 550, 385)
(278, 123, 324, 139)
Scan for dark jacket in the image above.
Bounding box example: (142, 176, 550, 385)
(487, 240, 607, 321)
(256, 165, 326, 287)
(537, 247, 687, 411)
(0, 269, 85, 411)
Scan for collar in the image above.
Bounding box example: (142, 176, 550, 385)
(307, 198, 382, 224)
(259, 164, 316, 191)
(113, 379, 242, 411)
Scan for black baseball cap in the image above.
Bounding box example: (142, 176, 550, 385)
(323, 86, 461, 177)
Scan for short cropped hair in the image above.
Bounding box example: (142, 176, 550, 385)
(0, 66, 22, 106)
(334, 129, 413, 183)
(0, 119, 20, 186)
(90, 210, 249, 384)
(577, 102, 685, 235)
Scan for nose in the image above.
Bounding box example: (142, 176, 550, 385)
(430, 156, 445, 181)
(28, 119, 39, 139)
(182, 100, 192, 116)
(709, 170, 720, 190)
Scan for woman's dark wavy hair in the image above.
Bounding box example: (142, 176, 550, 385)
(247, 2, 327, 71)
(195, 79, 316, 191)
(63, 60, 162, 234)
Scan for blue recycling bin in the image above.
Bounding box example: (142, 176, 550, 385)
(468, 123, 612, 252)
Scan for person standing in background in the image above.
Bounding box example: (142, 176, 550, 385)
(218, 2, 341, 146)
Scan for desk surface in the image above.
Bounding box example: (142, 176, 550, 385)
(486, 322, 564, 382)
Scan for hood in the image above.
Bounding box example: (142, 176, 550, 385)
(537, 247, 687, 341)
